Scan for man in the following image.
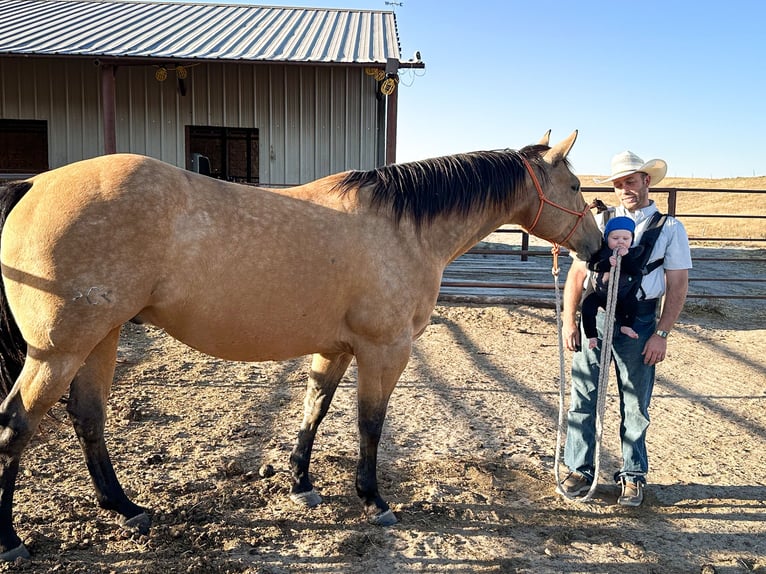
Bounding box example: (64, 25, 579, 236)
(558, 151, 692, 506)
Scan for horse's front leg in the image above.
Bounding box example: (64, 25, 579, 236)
(354, 340, 412, 526)
(289, 352, 353, 507)
(66, 328, 149, 534)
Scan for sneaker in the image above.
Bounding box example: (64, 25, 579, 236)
(556, 471, 592, 497)
(618, 478, 644, 507)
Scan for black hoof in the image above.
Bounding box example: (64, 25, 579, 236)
(290, 489, 323, 507)
(121, 511, 151, 535)
(0, 543, 30, 561)
(368, 508, 397, 526)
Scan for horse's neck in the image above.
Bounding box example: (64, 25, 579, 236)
(425, 211, 509, 265)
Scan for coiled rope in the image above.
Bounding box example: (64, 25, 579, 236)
(553, 247, 622, 502)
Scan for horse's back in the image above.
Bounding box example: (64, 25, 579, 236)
(0, 155, 438, 362)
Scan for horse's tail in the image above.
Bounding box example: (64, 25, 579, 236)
(0, 180, 33, 397)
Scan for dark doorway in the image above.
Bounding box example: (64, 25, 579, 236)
(0, 119, 48, 175)
(186, 126, 259, 184)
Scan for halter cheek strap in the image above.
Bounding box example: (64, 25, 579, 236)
(522, 157, 591, 246)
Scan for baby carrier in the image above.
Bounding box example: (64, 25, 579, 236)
(586, 210, 668, 302)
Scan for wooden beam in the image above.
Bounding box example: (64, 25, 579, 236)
(100, 64, 117, 155)
(385, 88, 398, 165)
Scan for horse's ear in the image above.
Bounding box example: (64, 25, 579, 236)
(538, 130, 551, 146)
(543, 130, 578, 163)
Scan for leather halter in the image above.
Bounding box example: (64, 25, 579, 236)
(521, 157, 590, 247)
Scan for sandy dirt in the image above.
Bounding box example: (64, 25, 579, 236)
(2, 295, 765, 573)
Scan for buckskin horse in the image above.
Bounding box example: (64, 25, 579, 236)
(0, 131, 600, 560)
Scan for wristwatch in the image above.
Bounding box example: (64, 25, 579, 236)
(654, 329, 669, 338)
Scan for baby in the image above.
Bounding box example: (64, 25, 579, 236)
(581, 216, 646, 350)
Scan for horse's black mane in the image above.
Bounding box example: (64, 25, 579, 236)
(335, 145, 556, 228)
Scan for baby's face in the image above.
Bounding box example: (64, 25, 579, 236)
(607, 230, 633, 249)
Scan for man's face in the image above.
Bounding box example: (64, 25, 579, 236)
(612, 172, 651, 211)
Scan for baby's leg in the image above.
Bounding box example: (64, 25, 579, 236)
(620, 325, 639, 339)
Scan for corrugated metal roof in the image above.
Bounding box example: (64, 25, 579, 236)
(0, 0, 402, 64)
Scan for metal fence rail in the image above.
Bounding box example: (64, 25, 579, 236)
(440, 187, 766, 303)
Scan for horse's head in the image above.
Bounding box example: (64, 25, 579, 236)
(521, 131, 601, 261)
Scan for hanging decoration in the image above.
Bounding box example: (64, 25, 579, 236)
(366, 67, 399, 96)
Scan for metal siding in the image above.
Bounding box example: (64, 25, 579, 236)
(345, 68, 361, 169)
(0, 59, 104, 166)
(313, 68, 331, 179)
(31, 60, 52, 121)
(237, 65, 254, 128)
(253, 65, 270, 184)
(206, 65, 225, 127)
(47, 65, 70, 167)
(0, 58, 21, 117)
(284, 66, 301, 185)
(1, 57, 380, 179)
(330, 68, 346, 174)
(190, 63, 209, 126)
(299, 69, 316, 184)
(144, 68, 163, 158)
(268, 65, 285, 184)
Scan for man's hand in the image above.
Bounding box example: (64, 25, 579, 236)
(642, 334, 667, 365)
(563, 314, 581, 352)
(643, 268, 688, 365)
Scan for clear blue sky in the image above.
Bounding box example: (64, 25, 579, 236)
(193, 0, 766, 179)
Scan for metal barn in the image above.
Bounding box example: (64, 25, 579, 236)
(0, 0, 423, 184)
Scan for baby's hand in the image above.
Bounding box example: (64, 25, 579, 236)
(609, 255, 617, 266)
(617, 247, 629, 257)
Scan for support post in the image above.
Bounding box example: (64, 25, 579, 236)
(385, 88, 398, 165)
(100, 64, 117, 155)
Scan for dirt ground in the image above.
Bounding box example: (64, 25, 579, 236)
(2, 293, 764, 573)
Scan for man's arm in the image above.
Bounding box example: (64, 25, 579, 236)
(642, 268, 689, 365)
(563, 259, 587, 351)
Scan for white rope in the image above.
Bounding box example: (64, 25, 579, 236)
(554, 250, 622, 502)
(552, 262, 567, 494)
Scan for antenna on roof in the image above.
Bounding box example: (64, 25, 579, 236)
(385, 2, 404, 7)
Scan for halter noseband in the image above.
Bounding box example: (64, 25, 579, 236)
(521, 157, 590, 247)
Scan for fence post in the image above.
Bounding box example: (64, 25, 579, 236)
(521, 232, 529, 262)
(667, 189, 677, 216)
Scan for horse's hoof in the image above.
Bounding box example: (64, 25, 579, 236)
(121, 512, 151, 535)
(0, 543, 30, 561)
(368, 508, 398, 526)
(290, 489, 322, 507)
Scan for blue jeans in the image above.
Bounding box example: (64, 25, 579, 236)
(564, 304, 657, 484)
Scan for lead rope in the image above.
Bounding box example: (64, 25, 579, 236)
(551, 245, 568, 495)
(553, 247, 622, 502)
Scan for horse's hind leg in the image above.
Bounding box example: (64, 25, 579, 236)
(289, 352, 353, 507)
(0, 351, 84, 560)
(0, 388, 37, 560)
(66, 327, 149, 533)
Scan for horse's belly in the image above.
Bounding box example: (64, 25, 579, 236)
(140, 304, 345, 362)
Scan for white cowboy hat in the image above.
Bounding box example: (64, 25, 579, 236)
(594, 150, 667, 185)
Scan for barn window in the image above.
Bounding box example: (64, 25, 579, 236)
(0, 119, 49, 175)
(186, 126, 259, 184)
